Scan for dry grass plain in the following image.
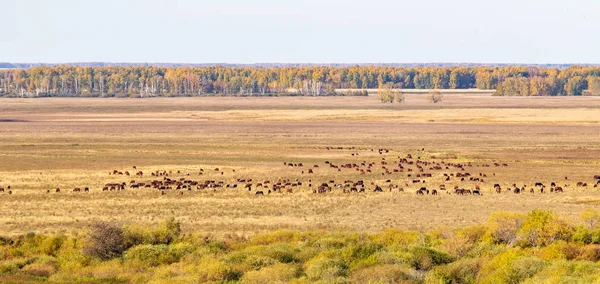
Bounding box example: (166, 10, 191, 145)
(1, 94, 600, 237)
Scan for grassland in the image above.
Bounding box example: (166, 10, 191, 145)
(0, 94, 600, 237)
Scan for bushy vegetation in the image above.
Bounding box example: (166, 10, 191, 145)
(3, 210, 600, 282)
(426, 90, 443, 103)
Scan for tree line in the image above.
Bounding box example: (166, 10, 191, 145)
(1, 65, 600, 97)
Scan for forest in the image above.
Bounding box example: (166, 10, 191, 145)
(1, 65, 600, 97)
(3, 210, 600, 283)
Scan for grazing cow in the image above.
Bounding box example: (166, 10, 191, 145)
(255, 191, 264, 195)
(0, 188, 4, 193)
(432, 189, 438, 195)
(472, 189, 481, 195)
(73, 188, 81, 192)
(84, 187, 89, 192)
(8, 190, 12, 195)
(373, 185, 383, 192)
(56, 188, 61, 193)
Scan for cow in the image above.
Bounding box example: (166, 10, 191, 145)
(255, 191, 264, 195)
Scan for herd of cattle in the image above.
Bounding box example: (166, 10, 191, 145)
(2, 149, 600, 197)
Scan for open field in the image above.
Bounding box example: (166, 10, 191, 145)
(1, 95, 600, 236)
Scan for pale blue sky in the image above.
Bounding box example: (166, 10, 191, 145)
(2, 0, 599, 63)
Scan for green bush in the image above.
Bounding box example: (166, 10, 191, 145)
(41, 235, 66, 256)
(123, 217, 181, 246)
(425, 257, 484, 284)
(478, 249, 547, 283)
(409, 246, 453, 271)
(522, 260, 600, 283)
(124, 243, 194, 267)
(372, 229, 420, 248)
(304, 255, 347, 281)
(192, 255, 240, 282)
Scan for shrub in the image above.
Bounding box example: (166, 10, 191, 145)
(243, 243, 298, 264)
(123, 217, 181, 246)
(83, 222, 127, 260)
(124, 243, 195, 267)
(193, 256, 239, 282)
(304, 255, 347, 281)
(240, 263, 301, 283)
(250, 229, 298, 245)
(378, 87, 395, 103)
(394, 92, 406, 103)
(409, 246, 453, 271)
(350, 264, 415, 284)
(518, 210, 573, 247)
(340, 242, 382, 264)
(21, 262, 57, 277)
(478, 249, 547, 283)
(487, 212, 525, 245)
(522, 260, 600, 283)
(427, 90, 443, 103)
(580, 209, 600, 229)
(572, 226, 592, 244)
(155, 217, 181, 244)
(41, 235, 66, 256)
(373, 229, 420, 248)
(578, 245, 600, 262)
(425, 257, 484, 284)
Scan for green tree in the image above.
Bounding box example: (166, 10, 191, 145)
(564, 76, 587, 96)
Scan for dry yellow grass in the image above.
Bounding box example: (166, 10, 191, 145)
(0, 95, 599, 236)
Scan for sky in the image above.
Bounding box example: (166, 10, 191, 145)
(2, 0, 600, 64)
